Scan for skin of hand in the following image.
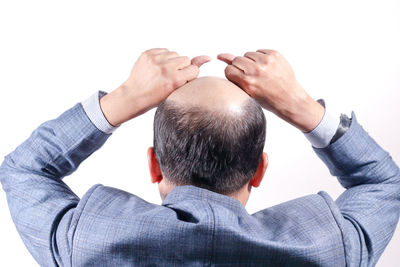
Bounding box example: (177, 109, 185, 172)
(217, 50, 324, 132)
(100, 48, 211, 127)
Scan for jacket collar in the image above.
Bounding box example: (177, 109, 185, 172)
(161, 185, 248, 214)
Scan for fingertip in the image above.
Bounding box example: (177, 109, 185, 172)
(200, 55, 212, 64)
(216, 53, 226, 60)
(202, 55, 212, 61)
(191, 55, 212, 67)
(180, 64, 200, 82)
(216, 53, 227, 59)
(217, 53, 236, 64)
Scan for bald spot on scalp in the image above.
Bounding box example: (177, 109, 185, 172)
(153, 76, 266, 195)
(166, 76, 251, 113)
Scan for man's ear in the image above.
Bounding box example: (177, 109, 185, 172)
(250, 152, 268, 188)
(147, 147, 163, 183)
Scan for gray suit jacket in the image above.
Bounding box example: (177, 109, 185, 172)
(0, 102, 399, 266)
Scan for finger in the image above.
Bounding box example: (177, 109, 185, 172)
(232, 56, 256, 74)
(191, 55, 211, 67)
(217, 53, 236, 65)
(167, 56, 191, 69)
(256, 49, 279, 56)
(178, 64, 200, 83)
(224, 65, 245, 86)
(156, 51, 179, 60)
(144, 48, 169, 55)
(244, 51, 266, 63)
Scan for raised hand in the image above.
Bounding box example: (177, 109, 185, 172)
(218, 50, 324, 132)
(100, 48, 211, 126)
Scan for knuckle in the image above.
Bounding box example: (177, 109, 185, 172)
(182, 56, 191, 65)
(160, 64, 169, 75)
(143, 49, 154, 56)
(269, 50, 280, 59)
(243, 75, 255, 85)
(271, 50, 279, 56)
(224, 66, 230, 76)
(171, 77, 182, 88)
(150, 55, 158, 63)
(225, 65, 235, 76)
(266, 54, 275, 63)
(232, 56, 241, 65)
(259, 55, 269, 64)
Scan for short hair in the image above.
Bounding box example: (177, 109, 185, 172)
(153, 98, 266, 195)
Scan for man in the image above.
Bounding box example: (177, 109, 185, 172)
(0, 48, 399, 266)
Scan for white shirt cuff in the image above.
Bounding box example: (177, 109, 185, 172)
(81, 90, 119, 134)
(303, 99, 340, 148)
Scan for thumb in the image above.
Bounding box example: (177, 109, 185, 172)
(191, 55, 212, 67)
(217, 53, 236, 65)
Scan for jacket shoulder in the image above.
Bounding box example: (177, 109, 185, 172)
(70, 184, 165, 265)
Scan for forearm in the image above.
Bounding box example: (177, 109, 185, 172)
(1, 103, 111, 180)
(314, 113, 400, 187)
(314, 112, 400, 265)
(99, 84, 148, 127)
(0, 101, 112, 265)
(296, 97, 400, 265)
(272, 84, 325, 133)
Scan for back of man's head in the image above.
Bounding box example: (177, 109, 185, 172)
(153, 76, 266, 195)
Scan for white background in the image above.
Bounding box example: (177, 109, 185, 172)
(0, 0, 399, 266)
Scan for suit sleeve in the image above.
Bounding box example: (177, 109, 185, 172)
(0, 102, 113, 266)
(314, 112, 400, 266)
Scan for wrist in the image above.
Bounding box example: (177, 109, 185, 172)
(99, 85, 142, 126)
(289, 94, 325, 132)
(274, 82, 325, 132)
